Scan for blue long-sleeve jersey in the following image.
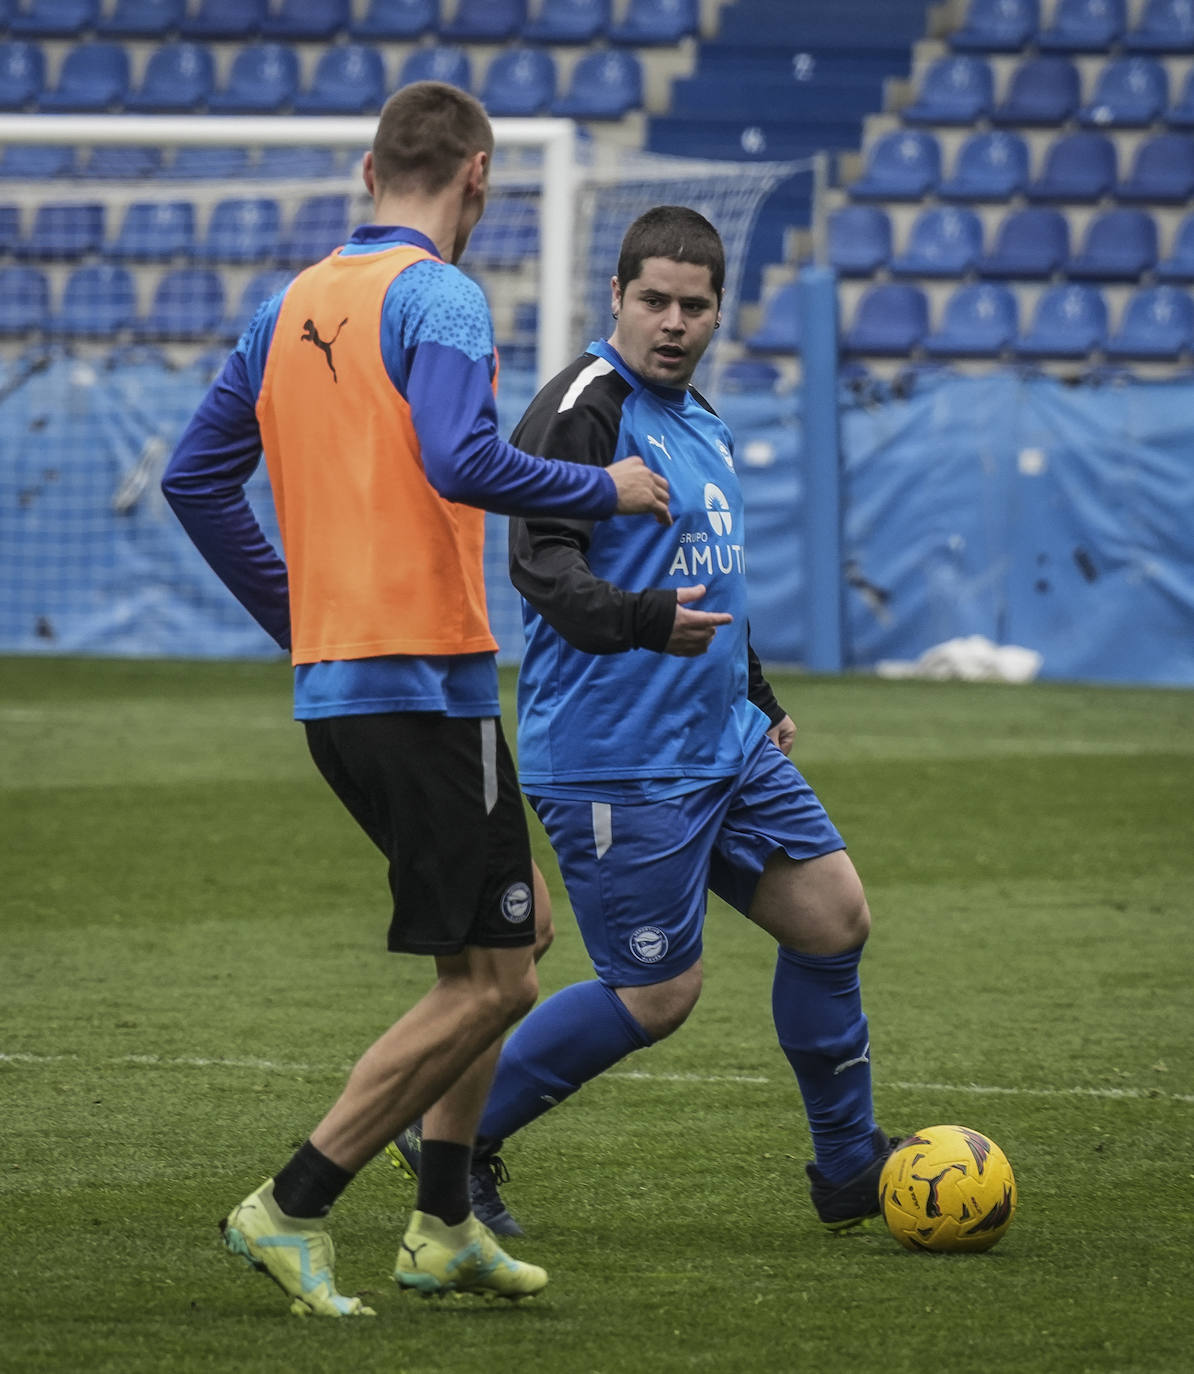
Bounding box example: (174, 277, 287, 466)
(161, 225, 619, 719)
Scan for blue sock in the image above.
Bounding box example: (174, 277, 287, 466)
(478, 980, 652, 1148)
(772, 945, 879, 1185)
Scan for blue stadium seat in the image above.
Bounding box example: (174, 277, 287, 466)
(850, 131, 941, 200)
(1079, 56, 1168, 127)
(951, 0, 1039, 51)
(85, 144, 162, 178)
(38, 42, 129, 111)
(1105, 285, 1194, 358)
(224, 267, 292, 340)
(195, 196, 281, 263)
(609, 0, 698, 44)
(208, 43, 299, 113)
(15, 201, 104, 259)
(979, 206, 1069, 277)
(841, 283, 929, 355)
(465, 194, 538, 268)
(257, 146, 341, 179)
(293, 44, 383, 114)
(124, 41, 213, 111)
(1067, 208, 1158, 280)
(8, 0, 98, 37)
(1038, 0, 1126, 51)
(1026, 131, 1117, 201)
(1118, 132, 1194, 201)
(924, 282, 1018, 356)
(890, 206, 983, 277)
(0, 41, 45, 109)
(0, 264, 49, 333)
(162, 145, 252, 179)
(1014, 283, 1107, 356)
(480, 48, 556, 116)
(180, 0, 264, 39)
(442, 0, 525, 40)
(261, 0, 349, 40)
(97, 0, 184, 36)
(277, 194, 350, 268)
(938, 130, 1030, 200)
(552, 50, 642, 119)
(49, 263, 136, 336)
(827, 205, 892, 276)
(0, 203, 19, 254)
(350, 0, 436, 39)
(107, 200, 195, 261)
(524, 0, 609, 43)
(1124, 0, 1194, 51)
(992, 56, 1080, 125)
(399, 45, 472, 92)
(138, 267, 225, 340)
(744, 281, 801, 353)
(0, 143, 74, 177)
(1155, 213, 1194, 280)
(902, 55, 993, 124)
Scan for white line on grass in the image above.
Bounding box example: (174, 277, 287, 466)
(3, 1050, 1191, 1104)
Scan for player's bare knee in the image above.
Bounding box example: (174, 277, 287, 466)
(617, 962, 702, 1040)
(533, 918, 555, 963)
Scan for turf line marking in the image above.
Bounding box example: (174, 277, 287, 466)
(3, 1052, 1191, 1104)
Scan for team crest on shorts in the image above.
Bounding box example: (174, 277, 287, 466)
(500, 881, 532, 924)
(629, 925, 669, 964)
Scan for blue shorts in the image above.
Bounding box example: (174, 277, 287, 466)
(529, 735, 845, 986)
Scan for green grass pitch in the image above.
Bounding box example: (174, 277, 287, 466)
(2, 656, 1192, 1374)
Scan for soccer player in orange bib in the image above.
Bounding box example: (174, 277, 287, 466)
(162, 81, 670, 1315)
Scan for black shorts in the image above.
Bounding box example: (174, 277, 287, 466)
(304, 712, 535, 956)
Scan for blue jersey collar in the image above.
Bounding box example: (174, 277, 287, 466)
(346, 224, 442, 258)
(588, 338, 691, 407)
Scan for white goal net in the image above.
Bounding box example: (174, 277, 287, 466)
(0, 114, 796, 659)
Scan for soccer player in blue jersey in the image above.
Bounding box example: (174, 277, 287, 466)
(393, 205, 895, 1236)
(160, 83, 670, 1316)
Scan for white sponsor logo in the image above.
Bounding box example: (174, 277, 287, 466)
(717, 440, 734, 470)
(704, 482, 732, 536)
(647, 434, 674, 462)
(833, 1042, 871, 1076)
(500, 881, 532, 924)
(629, 926, 669, 964)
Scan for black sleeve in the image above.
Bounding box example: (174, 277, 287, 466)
(747, 630, 786, 727)
(507, 366, 676, 655)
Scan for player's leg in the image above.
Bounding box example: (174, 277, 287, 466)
(471, 786, 728, 1156)
(386, 859, 555, 1233)
(710, 736, 893, 1229)
(221, 712, 546, 1311)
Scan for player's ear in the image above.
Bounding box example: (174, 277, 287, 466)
(465, 149, 488, 198)
(362, 150, 377, 198)
(610, 275, 622, 320)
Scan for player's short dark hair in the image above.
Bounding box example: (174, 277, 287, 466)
(372, 81, 494, 196)
(616, 206, 725, 299)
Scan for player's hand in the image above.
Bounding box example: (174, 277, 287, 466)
(767, 713, 797, 756)
(608, 455, 672, 526)
(665, 584, 733, 657)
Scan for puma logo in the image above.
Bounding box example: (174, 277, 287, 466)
(401, 1239, 427, 1269)
(300, 316, 348, 382)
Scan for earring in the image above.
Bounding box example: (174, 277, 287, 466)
(714, 321, 721, 330)
(611, 309, 619, 320)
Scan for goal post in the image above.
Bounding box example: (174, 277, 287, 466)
(0, 112, 805, 661)
(0, 112, 578, 388)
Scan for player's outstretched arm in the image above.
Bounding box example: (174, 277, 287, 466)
(664, 584, 733, 657)
(606, 455, 672, 526)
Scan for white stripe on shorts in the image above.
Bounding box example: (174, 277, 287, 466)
(592, 801, 612, 859)
(481, 717, 498, 814)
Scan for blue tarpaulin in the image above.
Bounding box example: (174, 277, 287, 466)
(2, 355, 1192, 684)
